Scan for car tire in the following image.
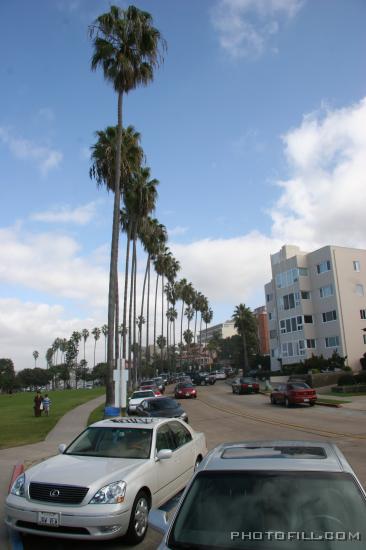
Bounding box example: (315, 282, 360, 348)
(270, 396, 276, 405)
(309, 401, 315, 407)
(284, 397, 290, 408)
(194, 456, 202, 471)
(124, 490, 150, 544)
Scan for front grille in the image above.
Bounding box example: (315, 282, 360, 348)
(17, 520, 89, 535)
(29, 482, 89, 504)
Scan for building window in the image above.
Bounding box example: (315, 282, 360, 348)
(306, 339, 316, 349)
(280, 316, 303, 334)
(356, 284, 364, 296)
(363, 335, 366, 345)
(269, 329, 277, 339)
(320, 284, 334, 298)
(322, 310, 337, 323)
(353, 260, 360, 272)
(301, 291, 311, 299)
(266, 293, 273, 302)
(282, 342, 294, 358)
(325, 336, 339, 348)
(360, 310, 366, 320)
(299, 267, 308, 276)
(304, 315, 313, 324)
(317, 260, 331, 274)
(271, 349, 275, 357)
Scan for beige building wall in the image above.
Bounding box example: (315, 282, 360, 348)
(198, 321, 237, 344)
(265, 244, 366, 371)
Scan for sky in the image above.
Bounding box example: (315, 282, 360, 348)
(1, 0, 366, 371)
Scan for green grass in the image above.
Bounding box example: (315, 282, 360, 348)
(317, 397, 351, 405)
(0, 388, 105, 449)
(87, 403, 105, 425)
(321, 390, 366, 398)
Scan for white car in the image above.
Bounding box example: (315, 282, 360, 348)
(127, 389, 156, 414)
(5, 417, 207, 544)
(213, 370, 227, 380)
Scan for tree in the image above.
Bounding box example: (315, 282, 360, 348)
(89, 4, 166, 407)
(33, 350, 39, 368)
(156, 335, 166, 356)
(202, 307, 213, 346)
(82, 329, 89, 363)
(232, 304, 258, 373)
(101, 324, 108, 362)
(91, 327, 101, 367)
(183, 329, 193, 347)
(0, 358, 16, 392)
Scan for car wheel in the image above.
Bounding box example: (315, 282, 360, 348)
(125, 490, 150, 544)
(284, 397, 290, 408)
(194, 456, 202, 471)
(309, 401, 315, 407)
(270, 396, 276, 405)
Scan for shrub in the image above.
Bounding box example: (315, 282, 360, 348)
(354, 372, 366, 384)
(337, 374, 356, 386)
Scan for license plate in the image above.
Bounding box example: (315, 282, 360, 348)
(303, 398, 309, 402)
(38, 512, 59, 527)
(248, 385, 252, 388)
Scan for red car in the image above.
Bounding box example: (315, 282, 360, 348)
(270, 382, 317, 407)
(231, 377, 260, 394)
(174, 382, 197, 399)
(139, 385, 162, 396)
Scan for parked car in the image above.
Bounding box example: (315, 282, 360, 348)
(149, 440, 366, 549)
(139, 384, 162, 396)
(213, 370, 227, 380)
(270, 382, 317, 407)
(174, 382, 197, 399)
(136, 397, 189, 423)
(231, 377, 260, 394)
(152, 377, 166, 393)
(5, 417, 206, 544)
(190, 372, 210, 386)
(127, 390, 156, 414)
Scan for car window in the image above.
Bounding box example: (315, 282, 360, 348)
(169, 421, 192, 448)
(156, 424, 177, 452)
(66, 427, 152, 459)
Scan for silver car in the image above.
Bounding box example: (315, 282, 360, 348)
(5, 417, 207, 544)
(150, 440, 366, 549)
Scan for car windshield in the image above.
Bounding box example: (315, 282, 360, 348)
(132, 391, 154, 399)
(65, 427, 152, 459)
(241, 378, 255, 383)
(290, 383, 310, 389)
(181, 383, 194, 388)
(150, 398, 178, 410)
(169, 471, 366, 549)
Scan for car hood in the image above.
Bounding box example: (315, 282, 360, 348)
(25, 453, 149, 487)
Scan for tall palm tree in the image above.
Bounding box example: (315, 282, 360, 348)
(33, 350, 39, 368)
(82, 329, 89, 363)
(202, 307, 213, 347)
(101, 324, 108, 362)
(91, 327, 101, 367)
(90, 5, 165, 406)
(232, 304, 252, 373)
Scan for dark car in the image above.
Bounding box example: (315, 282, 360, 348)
(191, 372, 210, 386)
(231, 377, 260, 394)
(270, 382, 317, 407)
(136, 397, 188, 423)
(174, 383, 197, 399)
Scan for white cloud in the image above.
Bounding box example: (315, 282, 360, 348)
(31, 202, 98, 225)
(211, 0, 304, 58)
(0, 127, 62, 175)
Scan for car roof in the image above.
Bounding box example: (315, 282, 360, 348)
(198, 441, 353, 473)
(90, 417, 165, 428)
(142, 396, 177, 403)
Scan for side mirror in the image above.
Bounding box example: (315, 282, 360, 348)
(136, 405, 144, 413)
(156, 449, 173, 461)
(58, 443, 67, 454)
(148, 508, 169, 535)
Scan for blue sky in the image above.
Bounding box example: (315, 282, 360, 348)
(1, 0, 366, 370)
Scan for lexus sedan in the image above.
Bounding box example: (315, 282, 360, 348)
(149, 440, 366, 549)
(271, 382, 317, 407)
(5, 417, 206, 544)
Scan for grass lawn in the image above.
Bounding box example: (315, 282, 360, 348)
(322, 391, 366, 398)
(317, 397, 351, 405)
(0, 388, 105, 449)
(87, 403, 105, 426)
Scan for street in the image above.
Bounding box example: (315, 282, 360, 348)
(20, 381, 366, 549)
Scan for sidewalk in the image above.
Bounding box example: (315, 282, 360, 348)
(0, 394, 105, 550)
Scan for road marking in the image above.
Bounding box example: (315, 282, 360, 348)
(198, 396, 366, 440)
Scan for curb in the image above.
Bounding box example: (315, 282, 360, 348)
(8, 464, 24, 550)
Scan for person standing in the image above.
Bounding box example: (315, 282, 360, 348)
(34, 391, 43, 417)
(43, 394, 51, 416)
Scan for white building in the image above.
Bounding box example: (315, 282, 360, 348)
(265, 245, 366, 371)
(198, 320, 237, 344)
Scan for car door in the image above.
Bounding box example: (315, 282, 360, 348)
(154, 423, 179, 505)
(168, 421, 195, 490)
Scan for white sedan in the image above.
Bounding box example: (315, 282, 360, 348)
(5, 417, 207, 544)
(127, 389, 157, 414)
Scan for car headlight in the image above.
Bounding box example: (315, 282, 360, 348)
(89, 481, 127, 504)
(10, 473, 25, 497)
(180, 412, 187, 419)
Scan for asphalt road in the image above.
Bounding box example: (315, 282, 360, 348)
(20, 381, 366, 549)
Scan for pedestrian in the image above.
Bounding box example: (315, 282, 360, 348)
(43, 394, 51, 416)
(34, 390, 43, 417)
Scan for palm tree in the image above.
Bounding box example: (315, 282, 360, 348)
(82, 329, 89, 363)
(91, 327, 101, 367)
(101, 324, 108, 362)
(89, 4, 165, 406)
(33, 350, 39, 368)
(202, 307, 213, 347)
(232, 304, 253, 373)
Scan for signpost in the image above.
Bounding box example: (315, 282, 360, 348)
(113, 358, 129, 415)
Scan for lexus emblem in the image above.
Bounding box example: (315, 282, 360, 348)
(50, 489, 60, 497)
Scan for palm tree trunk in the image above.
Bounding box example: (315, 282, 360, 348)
(242, 331, 249, 373)
(115, 274, 119, 364)
(106, 91, 123, 406)
(146, 258, 151, 364)
(133, 235, 138, 386)
(139, 255, 150, 374)
(93, 339, 96, 367)
(161, 275, 164, 360)
(153, 274, 159, 357)
(180, 300, 184, 369)
(194, 310, 198, 345)
(122, 224, 132, 359)
(128, 224, 136, 388)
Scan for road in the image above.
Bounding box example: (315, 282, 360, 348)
(19, 381, 366, 549)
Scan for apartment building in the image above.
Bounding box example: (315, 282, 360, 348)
(253, 306, 270, 355)
(265, 245, 366, 371)
(198, 320, 237, 344)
